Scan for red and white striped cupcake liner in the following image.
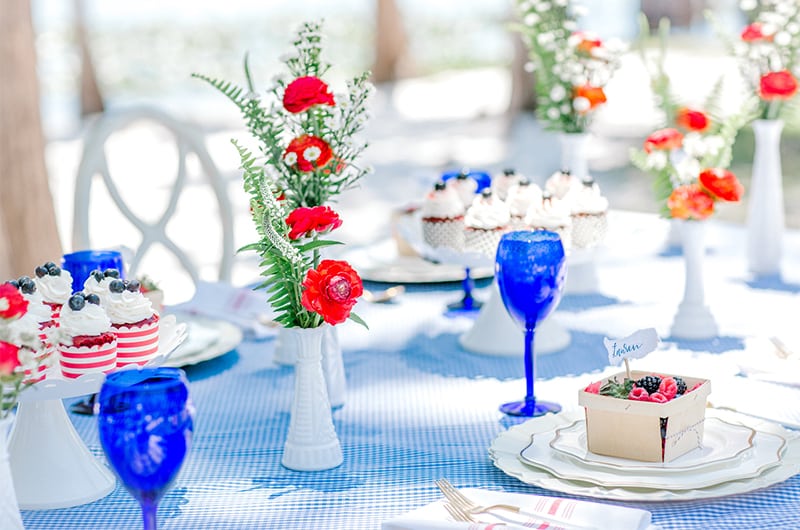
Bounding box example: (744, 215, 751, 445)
(59, 339, 118, 379)
(113, 319, 160, 368)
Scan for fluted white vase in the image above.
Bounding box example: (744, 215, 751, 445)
(558, 132, 590, 181)
(0, 415, 24, 530)
(670, 220, 718, 340)
(281, 325, 343, 471)
(321, 324, 346, 409)
(746, 119, 785, 276)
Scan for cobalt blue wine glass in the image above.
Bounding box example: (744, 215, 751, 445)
(97, 367, 194, 530)
(495, 230, 567, 417)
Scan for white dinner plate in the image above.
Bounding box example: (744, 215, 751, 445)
(489, 409, 800, 501)
(164, 314, 243, 367)
(548, 417, 756, 474)
(518, 419, 783, 490)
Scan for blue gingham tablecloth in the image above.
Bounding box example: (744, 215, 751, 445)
(20, 212, 800, 529)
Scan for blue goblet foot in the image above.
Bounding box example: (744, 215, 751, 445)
(499, 397, 561, 417)
(446, 267, 482, 311)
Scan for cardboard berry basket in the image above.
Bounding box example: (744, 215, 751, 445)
(577, 370, 711, 463)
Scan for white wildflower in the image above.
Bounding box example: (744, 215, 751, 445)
(774, 31, 793, 46)
(563, 21, 577, 31)
(524, 13, 540, 25)
(303, 146, 321, 161)
(524, 62, 537, 73)
(682, 133, 708, 158)
(560, 103, 572, 114)
(537, 32, 555, 46)
(674, 156, 701, 186)
(534, 1, 550, 13)
(283, 152, 297, 166)
(546, 107, 561, 120)
(704, 135, 725, 157)
(787, 22, 800, 34)
(554, 0, 567, 6)
(645, 151, 668, 171)
(550, 84, 567, 101)
(573, 96, 591, 113)
(740, 0, 757, 9)
(573, 5, 589, 17)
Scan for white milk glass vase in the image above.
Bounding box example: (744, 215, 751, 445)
(558, 132, 590, 181)
(670, 220, 718, 340)
(0, 415, 24, 530)
(746, 119, 785, 276)
(281, 325, 343, 471)
(321, 324, 346, 409)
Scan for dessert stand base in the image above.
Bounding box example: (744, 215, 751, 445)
(459, 282, 570, 356)
(9, 399, 116, 510)
(670, 302, 719, 340)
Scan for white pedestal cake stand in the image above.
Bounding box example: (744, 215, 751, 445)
(9, 315, 187, 510)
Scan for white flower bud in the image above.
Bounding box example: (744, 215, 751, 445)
(573, 96, 591, 113)
(739, 0, 757, 10)
(524, 13, 540, 25)
(534, 2, 551, 12)
(774, 31, 792, 46)
(560, 103, 572, 114)
(550, 84, 567, 101)
(546, 107, 561, 120)
(524, 62, 537, 73)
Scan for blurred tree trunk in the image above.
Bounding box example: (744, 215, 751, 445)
(0, 0, 63, 278)
(372, 0, 412, 83)
(74, 0, 104, 116)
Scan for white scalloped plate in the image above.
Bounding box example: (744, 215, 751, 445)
(489, 409, 800, 502)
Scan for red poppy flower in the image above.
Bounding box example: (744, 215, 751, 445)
(0, 283, 28, 320)
(573, 32, 602, 55)
(0, 341, 21, 376)
(759, 70, 799, 101)
(675, 108, 711, 132)
(283, 135, 334, 172)
(282, 76, 335, 113)
(643, 128, 684, 153)
(573, 85, 607, 112)
(667, 184, 715, 220)
(301, 259, 363, 325)
(741, 22, 771, 42)
(698, 168, 744, 202)
(285, 206, 343, 240)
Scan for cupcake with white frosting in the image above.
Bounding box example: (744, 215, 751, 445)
(525, 191, 572, 250)
(491, 168, 522, 201)
(464, 189, 511, 257)
(33, 262, 73, 320)
(421, 182, 466, 251)
(545, 169, 582, 200)
(10, 277, 57, 382)
(58, 292, 117, 378)
(568, 177, 609, 249)
(82, 268, 122, 306)
(505, 178, 543, 229)
(105, 279, 160, 368)
(446, 172, 478, 209)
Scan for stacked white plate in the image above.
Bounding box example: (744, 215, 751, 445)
(489, 408, 800, 501)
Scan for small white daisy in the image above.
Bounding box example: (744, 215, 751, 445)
(303, 146, 322, 161)
(283, 152, 298, 166)
(573, 96, 591, 113)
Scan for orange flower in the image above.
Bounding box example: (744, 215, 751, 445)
(667, 184, 715, 220)
(698, 168, 744, 202)
(573, 85, 607, 113)
(759, 70, 799, 101)
(675, 108, 710, 133)
(643, 128, 683, 153)
(573, 32, 602, 55)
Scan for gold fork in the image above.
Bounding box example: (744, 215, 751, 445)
(436, 478, 597, 530)
(443, 500, 512, 528)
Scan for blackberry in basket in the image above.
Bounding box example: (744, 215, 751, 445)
(635, 375, 662, 395)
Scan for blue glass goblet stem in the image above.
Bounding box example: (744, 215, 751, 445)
(496, 230, 566, 417)
(447, 267, 482, 311)
(97, 367, 194, 530)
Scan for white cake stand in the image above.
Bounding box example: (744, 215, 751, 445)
(9, 315, 187, 510)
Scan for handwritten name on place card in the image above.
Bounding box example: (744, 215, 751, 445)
(604, 328, 659, 366)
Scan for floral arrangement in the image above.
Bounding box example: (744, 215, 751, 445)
(194, 21, 370, 329)
(0, 283, 46, 419)
(631, 18, 752, 220)
(716, 0, 800, 120)
(514, 0, 624, 133)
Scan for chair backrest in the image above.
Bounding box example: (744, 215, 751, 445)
(72, 107, 234, 296)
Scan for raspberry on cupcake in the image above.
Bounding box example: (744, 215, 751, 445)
(33, 261, 73, 320)
(421, 181, 466, 251)
(58, 292, 117, 379)
(105, 279, 160, 368)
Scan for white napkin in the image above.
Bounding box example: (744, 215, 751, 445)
(382, 488, 656, 530)
(168, 281, 276, 339)
(734, 337, 800, 388)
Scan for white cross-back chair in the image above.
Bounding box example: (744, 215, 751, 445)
(72, 106, 234, 295)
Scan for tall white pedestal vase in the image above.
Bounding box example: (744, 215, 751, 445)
(281, 325, 343, 471)
(0, 416, 24, 530)
(746, 119, 785, 276)
(321, 324, 346, 408)
(558, 132, 590, 181)
(670, 220, 718, 340)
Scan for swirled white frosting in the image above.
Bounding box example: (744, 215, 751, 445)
(421, 186, 465, 219)
(446, 177, 478, 208)
(545, 171, 581, 200)
(491, 170, 522, 200)
(465, 193, 511, 229)
(7, 312, 41, 342)
(59, 302, 111, 337)
(82, 275, 115, 304)
(525, 196, 572, 230)
(35, 270, 73, 305)
(21, 289, 52, 324)
(105, 290, 155, 325)
(506, 182, 543, 218)
(568, 181, 609, 214)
